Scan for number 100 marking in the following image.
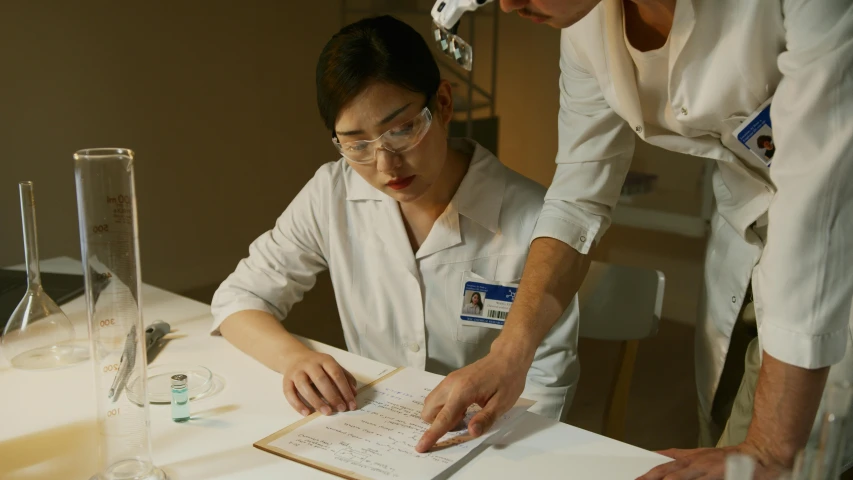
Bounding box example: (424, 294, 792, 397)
(107, 408, 120, 417)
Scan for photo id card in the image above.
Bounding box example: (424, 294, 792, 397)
(732, 97, 774, 167)
(459, 272, 518, 330)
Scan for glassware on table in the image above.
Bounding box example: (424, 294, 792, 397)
(1, 181, 88, 369)
(790, 381, 853, 480)
(725, 453, 756, 480)
(75, 148, 166, 480)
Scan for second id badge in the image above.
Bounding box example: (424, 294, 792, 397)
(458, 272, 518, 330)
(732, 96, 774, 167)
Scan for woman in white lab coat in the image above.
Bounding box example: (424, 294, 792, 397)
(211, 15, 578, 421)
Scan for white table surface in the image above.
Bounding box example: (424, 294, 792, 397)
(0, 257, 668, 480)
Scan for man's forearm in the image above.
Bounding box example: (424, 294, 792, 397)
(491, 236, 590, 360)
(745, 351, 829, 467)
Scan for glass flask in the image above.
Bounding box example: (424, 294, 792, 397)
(1, 181, 88, 369)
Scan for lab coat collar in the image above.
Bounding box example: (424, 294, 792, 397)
(602, 0, 698, 131)
(346, 139, 505, 267)
(343, 139, 505, 236)
(344, 162, 386, 201)
(414, 139, 504, 259)
(450, 138, 504, 235)
(668, 0, 696, 74)
(603, 0, 643, 132)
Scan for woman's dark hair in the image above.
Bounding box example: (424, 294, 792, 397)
(316, 15, 441, 132)
(756, 135, 773, 148)
(470, 292, 482, 305)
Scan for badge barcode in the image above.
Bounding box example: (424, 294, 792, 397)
(486, 310, 508, 320)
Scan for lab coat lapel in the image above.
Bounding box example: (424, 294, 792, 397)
(346, 167, 418, 276)
(415, 140, 502, 260)
(373, 197, 419, 277)
(668, 0, 697, 74)
(603, 0, 644, 131)
(415, 202, 462, 260)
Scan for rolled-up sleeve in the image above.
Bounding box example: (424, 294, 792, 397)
(210, 164, 335, 334)
(532, 29, 635, 254)
(754, 0, 853, 369)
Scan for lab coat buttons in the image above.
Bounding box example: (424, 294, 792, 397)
(680, 107, 688, 116)
(635, 125, 643, 133)
(580, 235, 587, 243)
(731, 296, 737, 304)
(409, 343, 420, 353)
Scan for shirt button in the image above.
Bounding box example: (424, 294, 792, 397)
(408, 343, 420, 353)
(580, 235, 587, 243)
(732, 296, 737, 304)
(680, 106, 688, 116)
(635, 125, 643, 133)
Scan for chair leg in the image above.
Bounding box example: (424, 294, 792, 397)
(603, 339, 640, 441)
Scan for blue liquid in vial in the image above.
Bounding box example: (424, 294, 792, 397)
(171, 385, 190, 422)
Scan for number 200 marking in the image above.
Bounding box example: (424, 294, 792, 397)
(92, 224, 109, 233)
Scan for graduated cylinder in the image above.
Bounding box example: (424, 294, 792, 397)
(74, 148, 166, 480)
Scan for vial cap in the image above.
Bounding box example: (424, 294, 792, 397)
(171, 373, 188, 387)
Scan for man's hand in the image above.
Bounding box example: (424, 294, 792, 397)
(637, 444, 788, 480)
(415, 237, 590, 452)
(640, 351, 828, 479)
(281, 349, 358, 417)
(415, 348, 530, 452)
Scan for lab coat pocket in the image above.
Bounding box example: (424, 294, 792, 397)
(721, 115, 763, 168)
(445, 259, 497, 345)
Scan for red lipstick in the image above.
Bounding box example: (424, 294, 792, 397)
(387, 175, 415, 191)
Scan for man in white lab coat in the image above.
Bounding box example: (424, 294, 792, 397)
(417, 0, 853, 477)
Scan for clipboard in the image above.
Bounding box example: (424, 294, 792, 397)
(254, 367, 404, 480)
(253, 366, 534, 480)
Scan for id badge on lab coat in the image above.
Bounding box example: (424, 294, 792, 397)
(458, 272, 518, 330)
(732, 97, 774, 167)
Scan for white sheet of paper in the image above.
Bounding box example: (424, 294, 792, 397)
(265, 367, 534, 480)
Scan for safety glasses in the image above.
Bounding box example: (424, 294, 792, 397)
(332, 106, 433, 165)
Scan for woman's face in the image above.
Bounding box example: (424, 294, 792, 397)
(472, 293, 481, 305)
(334, 80, 454, 204)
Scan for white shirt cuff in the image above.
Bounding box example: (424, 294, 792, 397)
(531, 215, 597, 254)
(760, 321, 848, 369)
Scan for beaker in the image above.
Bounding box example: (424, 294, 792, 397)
(1, 181, 88, 369)
(74, 148, 166, 480)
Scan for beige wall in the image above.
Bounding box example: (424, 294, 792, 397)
(0, 2, 705, 328)
(0, 0, 348, 344)
(0, 1, 341, 285)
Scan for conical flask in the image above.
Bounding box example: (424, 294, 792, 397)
(1, 181, 89, 369)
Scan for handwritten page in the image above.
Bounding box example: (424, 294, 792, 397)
(255, 367, 534, 480)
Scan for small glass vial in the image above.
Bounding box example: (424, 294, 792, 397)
(171, 374, 190, 422)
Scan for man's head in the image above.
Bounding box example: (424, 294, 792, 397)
(498, 0, 602, 29)
(756, 135, 774, 150)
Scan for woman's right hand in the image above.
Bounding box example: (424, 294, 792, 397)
(280, 349, 359, 416)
